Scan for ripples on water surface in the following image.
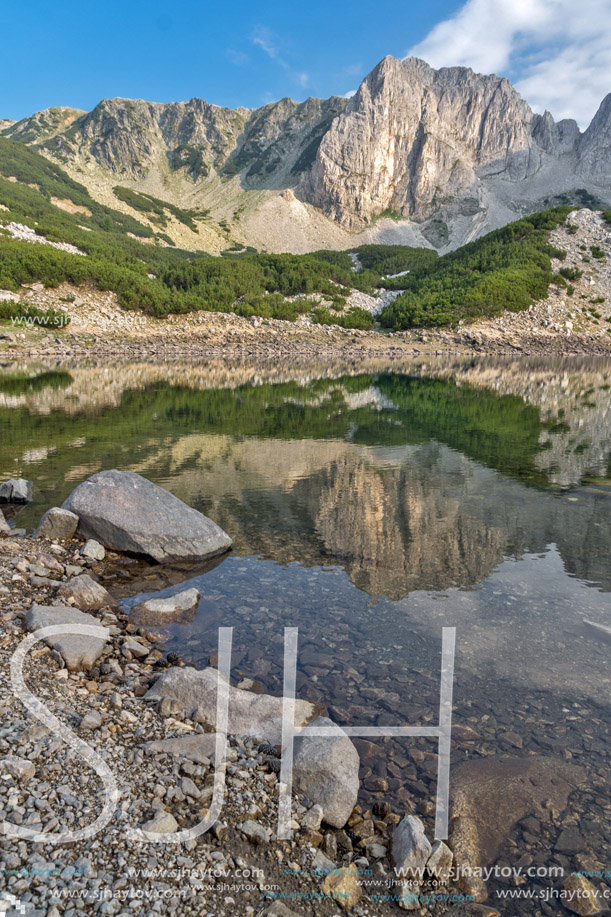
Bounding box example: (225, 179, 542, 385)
(1, 355, 610, 906)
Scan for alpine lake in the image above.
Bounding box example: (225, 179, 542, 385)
(1, 353, 610, 909)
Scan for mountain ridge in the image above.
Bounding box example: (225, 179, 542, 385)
(2, 55, 610, 253)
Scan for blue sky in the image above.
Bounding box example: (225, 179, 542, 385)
(3, 0, 610, 127)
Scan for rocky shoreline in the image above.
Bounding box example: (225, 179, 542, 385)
(1, 470, 606, 917)
(0, 476, 507, 917)
(2, 309, 611, 364)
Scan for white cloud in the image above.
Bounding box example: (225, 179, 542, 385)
(251, 25, 310, 93)
(407, 0, 611, 128)
(343, 89, 357, 99)
(252, 26, 281, 61)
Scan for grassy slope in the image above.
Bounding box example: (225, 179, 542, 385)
(0, 138, 585, 330)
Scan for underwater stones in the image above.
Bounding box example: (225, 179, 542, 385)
(145, 665, 316, 744)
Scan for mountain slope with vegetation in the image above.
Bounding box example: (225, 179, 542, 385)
(0, 137, 430, 327)
(380, 208, 573, 328)
(1, 138, 609, 339)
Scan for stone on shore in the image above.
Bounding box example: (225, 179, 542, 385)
(0, 511, 9, 537)
(562, 874, 602, 916)
(34, 507, 79, 540)
(58, 573, 113, 611)
(3, 758, 36, 781)
(261, 904, 303, 917)
(427, 839, 453, 883)
(145, 665, 316, 745)
(142, 734, 217, 764)
(24, 604, 109, 671)
(292, 716, 359, 829)
(392, 815, 432, 878)
(0, 478, 32, 504)
(131, 587, 201, 624)
(81, 539, 105, 561)
(62, 469, 232, 563)
(321, 863, 362, 910)
(239, 820, 271, 844)
(141, 812, 179, 835)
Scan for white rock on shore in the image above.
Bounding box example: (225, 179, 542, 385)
(24, 604, 109, 671)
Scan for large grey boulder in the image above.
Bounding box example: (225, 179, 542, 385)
(291, 716, 359, 828)
(62, 470, 232, 563)
(24, 605, 109, 671)
(58, 574, 113, 611)
(0, 478, 32, 504)
(145, 666, 316, 745)
(34, 507, 79, 540)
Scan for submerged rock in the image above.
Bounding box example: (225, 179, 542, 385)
(291, 716, 359, 828)
(583, 618, 611, 645)
(24, 604, 109, 671)
(131, 587, 201, 624)
(34, 507, 79, 540)
(450, 755, 587, 865)
(63, 469, 232, 563)
(145, 665, 316, 745)
(0, 478, 32, 504)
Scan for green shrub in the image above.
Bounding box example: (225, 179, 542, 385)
(591, 245, 606, 260)
(380, 208, 571, 329)
(312, 305, 375, 330)
(559, 266, 583, 281)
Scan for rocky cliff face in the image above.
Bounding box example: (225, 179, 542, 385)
(2, 56, 610, 250)
(578, 93, 611, 184)
(298, 56, 598, 229)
